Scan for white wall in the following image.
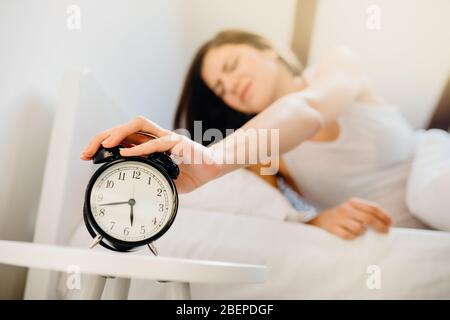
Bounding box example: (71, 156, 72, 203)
(308, 0, 450, 128)
(178, 0, 297, 64)
(0, 0, 296, 299)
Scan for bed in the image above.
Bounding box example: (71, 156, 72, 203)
(26, 70, 450, 299)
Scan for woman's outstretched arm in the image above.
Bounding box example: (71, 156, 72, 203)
(209, 46, 365, 176)
(81, 47, 363, 192)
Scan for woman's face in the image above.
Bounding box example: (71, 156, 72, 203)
(201, 43, 286, 114)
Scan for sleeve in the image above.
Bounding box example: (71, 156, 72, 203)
(276, 175, 319, 223)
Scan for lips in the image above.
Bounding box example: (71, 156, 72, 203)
(239, 81, 251, 103)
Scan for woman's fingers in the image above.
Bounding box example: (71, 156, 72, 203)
(80, 129, 112, 160)
(330, 225, 358, 240)
(340, 218, 366, 236)
(312, 198, 392, 240)
(345, 199, 391, 233)
(121, 132, 155, 146)
(348, 198, 392, 226)
(120, 133, 182, 157)
(80, 116, 170, 160)
(101, 116, 165, 149)
(350, 209, 388, 233)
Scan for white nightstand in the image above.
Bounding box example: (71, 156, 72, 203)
(0, 240, 267, 299)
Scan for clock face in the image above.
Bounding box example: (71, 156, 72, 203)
(89, 160, 175, 242)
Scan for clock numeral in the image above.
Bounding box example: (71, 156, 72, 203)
(118, 172, 126, 181)
(132, 170, 141, 179)
(158, 204, 164, 212)
(99, 208, 105, 217)
(106, 180, 114, 188)
(123, 227, 130, 236)
(152, 217, 157, 225)
(148, 177, 151, 185)
(109, 221, 115, 230)
(157, 188, 162, 197)
(97, 193, 103, 201)
(140, 225, 146, 234)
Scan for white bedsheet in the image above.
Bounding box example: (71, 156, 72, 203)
(64, 208, 450, 299)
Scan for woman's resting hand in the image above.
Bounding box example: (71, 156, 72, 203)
(307, 198, 392, 240)
(80, 116, 223, 193)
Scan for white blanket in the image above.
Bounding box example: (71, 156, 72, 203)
(64, 209, 450, 299)
(63, 167, 450, 299)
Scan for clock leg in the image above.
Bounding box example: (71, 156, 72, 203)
(165, 281, 191, 300)
(147, 243, 158, 256)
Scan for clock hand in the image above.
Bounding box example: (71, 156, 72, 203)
(128, 198, 136, 227)
(99, 201, 130, 206)
(130, 202, 134, 227)
(129, 183, 136, 226)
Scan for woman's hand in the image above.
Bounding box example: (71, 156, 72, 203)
(307, 198, 392, 240)
(80, 116, 223, 193)
(297, 46, 365, 124)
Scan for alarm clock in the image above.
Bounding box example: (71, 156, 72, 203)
(83, 132, 179, 255)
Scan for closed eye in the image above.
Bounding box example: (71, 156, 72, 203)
(226, 56, 239, 72)
(230, 56, 239, 71)
(214, 56, 239, 98)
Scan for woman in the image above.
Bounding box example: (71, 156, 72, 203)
(83, 29, 443, 239)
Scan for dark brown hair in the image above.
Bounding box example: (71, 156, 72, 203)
(173, 29, 302, 146)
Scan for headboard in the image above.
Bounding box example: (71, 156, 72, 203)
(427, 74, 450, 132)
(24, 70, 128, 299)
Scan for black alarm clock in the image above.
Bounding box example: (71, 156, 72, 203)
(83, 132, 179, 255)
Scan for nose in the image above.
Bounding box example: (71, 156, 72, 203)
(221, 73, 239, 96)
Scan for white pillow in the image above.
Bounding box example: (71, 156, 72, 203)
(407, 129, 450, 231)
(179, 169, 298, 221)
